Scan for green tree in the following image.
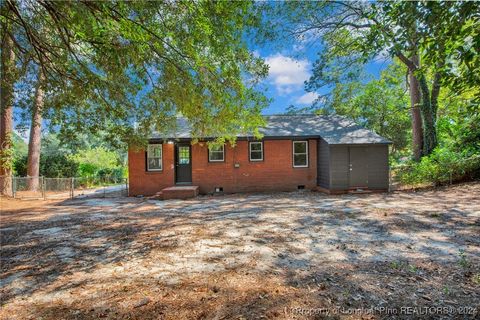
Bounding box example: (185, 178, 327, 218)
(5, 0, 268, 141)
(1, 0, 268, 193)
(14, 154, 78, 178)
(420, 2, 480, 101)
(70, 147, 120, 177)
(258, 0, 479, 159)
(0, 2, 18, 190)
(327, 61, 410, 154)
(12, 132, 27, 160)
(437, 88, 480, 156)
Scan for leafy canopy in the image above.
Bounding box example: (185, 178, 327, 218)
(4, 0, 268, 146)
(327, 61, 411, 154)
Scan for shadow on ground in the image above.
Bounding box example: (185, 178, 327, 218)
(1, 182, 479, 319)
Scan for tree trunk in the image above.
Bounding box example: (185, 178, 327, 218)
(418, 74, 438, 156)
(27, 69, 46, 191)
(431, 72, 441, 119)
(0, 26, 16, 196)
(408, 58, 423, 161)
(399, 52, 424, 161)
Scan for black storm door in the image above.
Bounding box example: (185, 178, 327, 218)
(175, 143, 192, 183)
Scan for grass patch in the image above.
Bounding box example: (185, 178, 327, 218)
(390, 261, 418, 273)
(472, 273, 480, 285)
(458, 249, 470, 269)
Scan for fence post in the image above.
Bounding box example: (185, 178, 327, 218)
(12, 176, 16, 198)
(125, 178, 128, 196)
(71, 177, 74, 199)
(42, 177, 46, 200)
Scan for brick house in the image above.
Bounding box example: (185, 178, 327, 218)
(128, 115, 391, 198)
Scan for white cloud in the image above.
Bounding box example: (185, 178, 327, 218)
(251, 50, 260, 58)
(265, 54, 310, 95)
(295, 92, 319, 105)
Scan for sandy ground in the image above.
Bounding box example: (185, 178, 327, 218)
(1, 182, 479, 319)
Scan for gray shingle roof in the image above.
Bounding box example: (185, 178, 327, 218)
(151, 114, 391, 145)
(260, 115, 391, 144)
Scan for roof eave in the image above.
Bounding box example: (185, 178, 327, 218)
(149, 135, 392, 145)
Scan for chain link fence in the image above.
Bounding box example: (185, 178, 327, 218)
(0, 176, 128, 200)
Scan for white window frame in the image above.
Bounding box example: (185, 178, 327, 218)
(208, 144, 225, 162)
(249, 141, 263, 161)
(147, 144, 163, 171)
(293, 141, 308, 168)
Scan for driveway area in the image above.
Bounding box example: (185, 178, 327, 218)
(1, 182, 479, 319)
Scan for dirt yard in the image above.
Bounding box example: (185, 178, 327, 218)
(1, 182, 479, 319)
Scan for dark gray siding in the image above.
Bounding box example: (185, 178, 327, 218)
(328, 144, 389, 191)
(367, 145, 389, 189)
(317, 138, 330, 188)
(329, 145, 350, 190)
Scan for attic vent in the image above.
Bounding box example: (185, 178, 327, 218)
(297, 185, 305, 190)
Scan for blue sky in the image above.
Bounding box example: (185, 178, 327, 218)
(252, 43, 391, 115)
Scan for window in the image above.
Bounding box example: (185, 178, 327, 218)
(208, 144, 225, 162)
(178, 146, 190, 164)
(147, 144, 162, 171)
(293, 141, 308, 167)
(249, 141, 263, 161)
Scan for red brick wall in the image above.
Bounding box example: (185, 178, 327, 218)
(128, 139, 318, 196)
(128, 143, 175, 196)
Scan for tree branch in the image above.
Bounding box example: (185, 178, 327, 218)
(395, 51, 417, 71)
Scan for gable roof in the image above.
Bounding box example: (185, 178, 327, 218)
(260, 115, 390, 144)
(151, 114, 391, 145)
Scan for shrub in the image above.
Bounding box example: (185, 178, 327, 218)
(77, 163, 98, 177)
(396, 147, 480, 186)
(13, 156, 28, 176)
(13, 147, 126, 181)
(97, 167, 125, 180)
(69, 147, 119, 171)
(14, 154, 79, 178)
(69, 147, 126, 180)
(40, 154, 79, 177)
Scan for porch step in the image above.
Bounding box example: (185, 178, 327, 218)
(149, 191, 163, 200)
(160, 186, 199, 200)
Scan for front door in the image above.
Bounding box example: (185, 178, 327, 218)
(349, 147, 368, 188)
(175, 143, 192, 183)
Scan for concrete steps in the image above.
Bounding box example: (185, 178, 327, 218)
(156, 186, 199, 200)
(149, 191, 163, 200)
